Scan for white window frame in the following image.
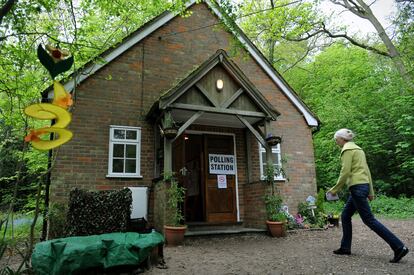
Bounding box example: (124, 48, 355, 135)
(259, 143, 285, 181)
(107, 126, 142, 178)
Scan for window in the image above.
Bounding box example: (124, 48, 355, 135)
(107, 126, 142, 178)
(259, 143, 284, 180)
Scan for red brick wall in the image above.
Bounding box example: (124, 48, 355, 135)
(243, 182, 269, 229)
(50, 3, 317, 227)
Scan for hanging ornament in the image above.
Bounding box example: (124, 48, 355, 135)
(24, 43, 74, 150)
(37, 44, 74, 79)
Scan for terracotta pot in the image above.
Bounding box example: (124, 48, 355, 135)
(164, 225, 187, 246)
(266, 220, 286, 237)
(163, 128, 178, 139)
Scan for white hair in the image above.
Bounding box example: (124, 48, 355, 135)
(334, 128, 355, 141)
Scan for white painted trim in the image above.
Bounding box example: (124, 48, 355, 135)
(185, 130, 240, 222)
(108, 125, 142, 177)
(54, 0, 318, 127)
(106, 175, 143, 179)
(258, 143, 286, 181)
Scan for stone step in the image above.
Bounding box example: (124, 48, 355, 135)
(185, 222, 266, 236)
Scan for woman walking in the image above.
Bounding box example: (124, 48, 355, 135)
(328, 128, 409, 263)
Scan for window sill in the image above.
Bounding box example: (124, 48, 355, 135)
(260, 178, 287, 182)
(106, 174, 143, 179)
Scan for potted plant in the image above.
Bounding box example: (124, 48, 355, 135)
(264, 163, 287, 237)
(161, 112, 178, 139)
(265, 134, 282, 147)
(163, 173, 186, 246)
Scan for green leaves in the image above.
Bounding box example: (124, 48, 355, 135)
(285, 43, 413, 196)
(165, 177, 186, 226)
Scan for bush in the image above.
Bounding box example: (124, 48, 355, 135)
(322, 200, 344, 216)
(297, 202, 325, 228)
(47, 203, 67, 239)
(322, 195, 414, 219)
(65, 188, 132, 236)
(370, 195, 414, 219)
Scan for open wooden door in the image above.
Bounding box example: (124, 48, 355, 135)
(204, 134, 237, 223)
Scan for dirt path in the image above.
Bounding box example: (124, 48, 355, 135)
(148, 218, 414, 274)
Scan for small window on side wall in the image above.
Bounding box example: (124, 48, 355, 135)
(107, 126, 142, 178)
(259, 143, 285, 181)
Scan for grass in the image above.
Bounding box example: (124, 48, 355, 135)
(323, 195, 414, 219)
(0, 213, 43, 247)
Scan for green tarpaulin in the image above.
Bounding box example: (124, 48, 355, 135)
(31, 231, 164, 275)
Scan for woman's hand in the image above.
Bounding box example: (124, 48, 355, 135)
(368, 195, 375, 201)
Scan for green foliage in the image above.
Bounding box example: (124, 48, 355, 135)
(0, 133, 47, 212)
(297, 200, 325, 228)
(315, 189, 325, 213)
(66, 188, 132, 237)
(161, 112, 176, 129)
(263, 160, 287, 222)
(369, 195, 414, 219)
(0, 212, 43, 246)
(238, 0, 321, 67)
(0, 0, 173, 215)
(285, 44, 414, 197)
(165, 176, 186, 227)
(264, 194, 284, 221)
(322, 200, 344, 216)
(238, 0, 413, 198)
(323, 195, 414, 219)
(47, 203, 67, 239)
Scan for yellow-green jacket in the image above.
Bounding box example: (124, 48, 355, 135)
(329, 142, 374, 196)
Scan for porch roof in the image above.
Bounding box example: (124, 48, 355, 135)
(146, 50, 280, 128)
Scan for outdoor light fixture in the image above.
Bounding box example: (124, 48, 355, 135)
(216, 79, 224, 91)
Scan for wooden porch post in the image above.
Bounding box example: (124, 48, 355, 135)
(264, 119, 275, 194)
(163, 137, 172, 178)
(264, 119, 273, 166)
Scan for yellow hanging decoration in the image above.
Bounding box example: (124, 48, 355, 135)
(52, 81, 73, 109)
(24, 103, 72, 128)
(24, 44, 74, 151)
(24, 127, 73, 151)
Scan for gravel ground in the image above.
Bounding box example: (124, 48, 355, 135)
(147, 218, 414, 275)
(1, 218, 412, 274)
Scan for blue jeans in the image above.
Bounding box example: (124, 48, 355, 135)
(340, 184, 404, 252)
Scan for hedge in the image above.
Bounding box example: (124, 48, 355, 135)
(66, 188, 132, 236)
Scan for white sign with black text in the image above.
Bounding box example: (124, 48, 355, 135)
(217, 175, 227, 189)
(209, 154, 236, 175)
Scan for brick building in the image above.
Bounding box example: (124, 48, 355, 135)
(48, 0, 319, 232)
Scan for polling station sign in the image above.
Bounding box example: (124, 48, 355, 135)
(209, 154, 236, 175)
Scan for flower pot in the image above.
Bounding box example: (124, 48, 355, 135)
(328, 217, 339, 227)
(164, 225, 187, 246)
(265, 136, 282, 146)
(163, 128, 178, 139)
(266, 220, 286, 237)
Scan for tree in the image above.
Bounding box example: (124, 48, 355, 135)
(0, 0, 189, 270)
(326, 0, 411, 85)
(285, 44, 413, 196)
(237, 0, 320, 71)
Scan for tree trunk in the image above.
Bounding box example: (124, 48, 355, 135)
(355, 0, 411, 83)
